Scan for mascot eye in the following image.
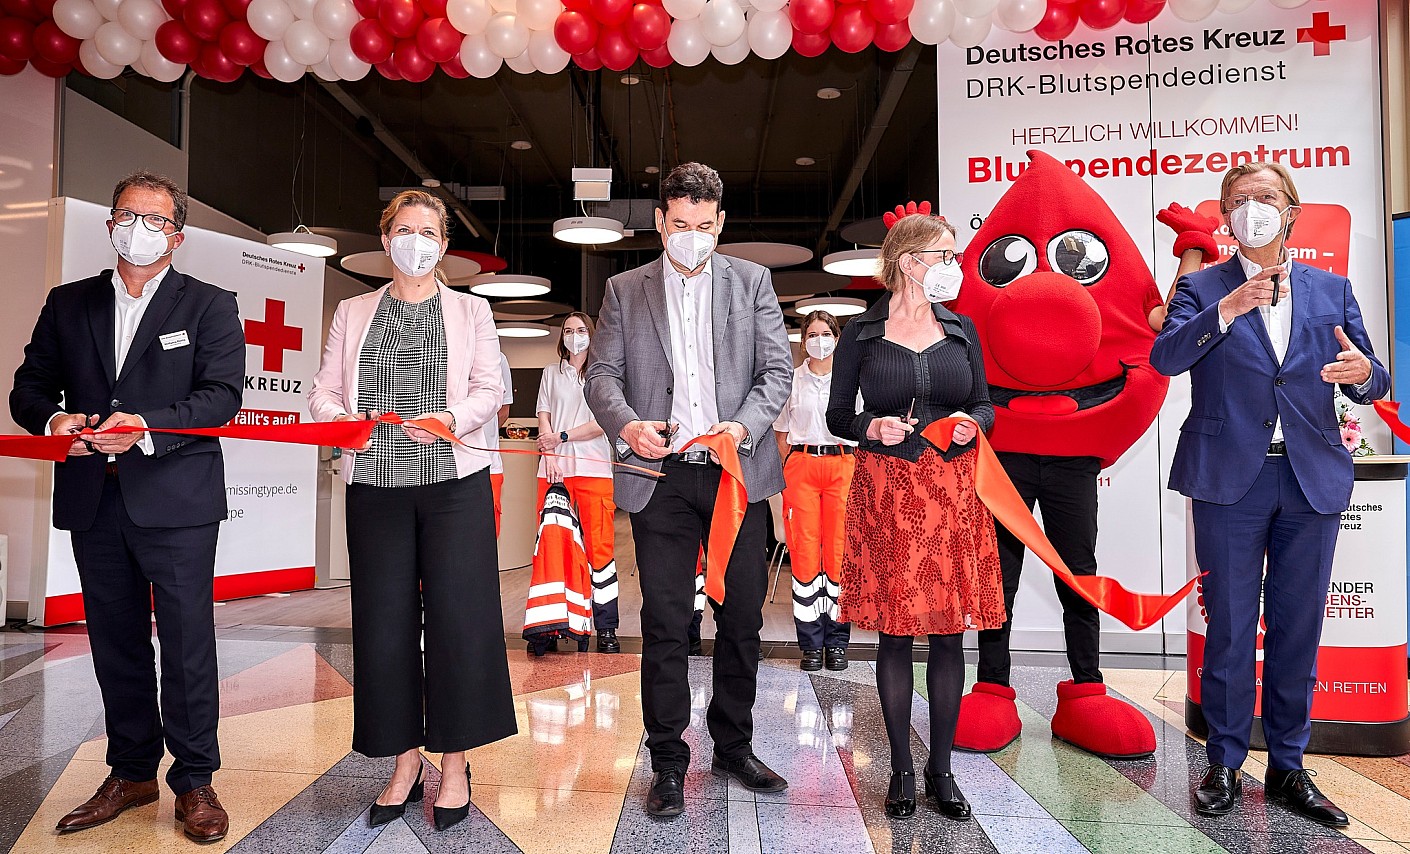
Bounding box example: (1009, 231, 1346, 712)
(977, 235, 1038, 287)
(1047, 230, 1109, 285)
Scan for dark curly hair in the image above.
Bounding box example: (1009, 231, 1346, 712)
(661, 162, 723, 206)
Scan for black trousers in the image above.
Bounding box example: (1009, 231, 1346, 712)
(346, 470, 517, 757)
(977, 452, 1103, 686)
(71, 475, 221, 795)
(630, 459, 770, 771)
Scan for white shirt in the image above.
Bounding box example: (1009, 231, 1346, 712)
(483, 353, 512, 475)
(661, 254, 719, 452)
(536, 360, 613, 479)
(773, 360, 858, 447)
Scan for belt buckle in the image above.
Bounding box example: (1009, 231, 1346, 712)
(684, 450, 711, 465)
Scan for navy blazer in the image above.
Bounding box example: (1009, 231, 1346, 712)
(10, 268, 246, 531)
(1150, 256, 1389, 515)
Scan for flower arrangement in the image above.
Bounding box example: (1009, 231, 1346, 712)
(1336, 390, 1376, 457)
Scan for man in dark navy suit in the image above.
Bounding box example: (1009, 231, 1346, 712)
(10, 172, 244, 842)
(1153, 163, 1389, 827)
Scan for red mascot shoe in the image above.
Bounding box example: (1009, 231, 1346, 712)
(1050, 680, 1156, 760)
(954, 682, 1021, 752)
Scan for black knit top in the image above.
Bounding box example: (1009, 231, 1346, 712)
(826, 292, 994, 462)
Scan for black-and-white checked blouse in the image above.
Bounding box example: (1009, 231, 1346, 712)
(351, 292, 458, 487)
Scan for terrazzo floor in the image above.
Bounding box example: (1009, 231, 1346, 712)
(4, 627, 1410, 853)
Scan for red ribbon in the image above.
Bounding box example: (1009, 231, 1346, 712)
(1373, 400, 1410, 445)
(678, 433, 747, 606)
(922, 417, 1197, 632)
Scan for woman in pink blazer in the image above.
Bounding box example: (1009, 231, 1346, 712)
(309, 190, 515, 832)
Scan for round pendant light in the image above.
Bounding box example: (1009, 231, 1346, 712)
(268, 225, 337, 258)
(792, 296, 867, 317)
(496, 322, 554, 338)
(821, 248, 880, 277)
(553, 216, 626, 245)
(468, 274, 552, 298)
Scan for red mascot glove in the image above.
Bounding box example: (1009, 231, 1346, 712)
(1156, 202, 1220, 262)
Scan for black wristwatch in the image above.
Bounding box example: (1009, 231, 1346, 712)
(559, 430, 569, 443)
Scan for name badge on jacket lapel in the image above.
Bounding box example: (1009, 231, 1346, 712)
(160, 330, 190, 350)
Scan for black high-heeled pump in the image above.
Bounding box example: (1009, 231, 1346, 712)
(923, 768, 971, 821)
(369, 763, 424, 827)
(433, 763, 472, 831)
(884, 770, 916, 819)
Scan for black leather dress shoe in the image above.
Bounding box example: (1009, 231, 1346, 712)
(689, 638, 704, 656)
(646, 769, 685, 818)
(1193, 765, 1241, 816)
(711, 753, 788, 792)
(923, 769, 971, 821)
(884, 771, 916, 819)
(597, 629, 621, 654)
(800, 650, 824, 672)
(1265, 768, 1349, 827)
(369, 765, 424, 828)
(824, 647, 848, 671)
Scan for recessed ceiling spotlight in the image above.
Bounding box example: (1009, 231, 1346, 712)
(645, 165, 660, 174)
(510, 140, 533, 151)
(620, 73, 642, 85)
(795, 156, 816, 166)
(816, 87, 842, 100)
(421, 178, 442, 188)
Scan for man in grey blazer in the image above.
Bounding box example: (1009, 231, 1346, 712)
(585, 162, 793, 818)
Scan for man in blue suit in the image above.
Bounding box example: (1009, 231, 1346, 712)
(1153, 162, 1389, 827)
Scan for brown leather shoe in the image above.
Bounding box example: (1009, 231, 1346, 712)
(56, 775, 159, 833)
(174, 785, 228, 843)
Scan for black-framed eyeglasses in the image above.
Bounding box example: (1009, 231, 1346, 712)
(913, 249, 964, 266)
(111, 208, 179, 233)
(1221, 190, 1286, 212)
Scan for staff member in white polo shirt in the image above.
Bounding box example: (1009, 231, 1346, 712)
(774, 310, 857, 672)
(536, 311, 621, 653)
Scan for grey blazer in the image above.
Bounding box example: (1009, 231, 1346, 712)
(584, 253, 793, 513)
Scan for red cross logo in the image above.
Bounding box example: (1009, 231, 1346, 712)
(245, 298, 303, 373)
(297, 263, 306, 273)
(1298, 12, 1346, 57)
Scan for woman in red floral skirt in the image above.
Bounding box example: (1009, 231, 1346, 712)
(826, 208, 1005, 821)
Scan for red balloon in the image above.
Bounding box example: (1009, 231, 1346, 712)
(350, 18, 394, 63)
(0, 17, 35, 62)
(1124, 0, 1163, 24)
(572, 45, 600, 69)
(590, 0, 630, 26)
(553, 10, 597, 54)
(788, 0, 833, 36)
(440, 51, 468, 77)
(162, 0, 190, 18)
(1033, 1, 1078, 41)
(0, 0, 38, 22)
(625, 2, 667, 50)
(865, 0, 910, 25)
(829, 3, 873, 53)
(375, 57, 401, 78)
(184, 0, 232, 42)
(249, 56, 271, 77)
(0, 53, 24, 74)
(392, 37, 432, 80)
(28, 54, 71, 76)
(200, 42, 242, 81)
(639, 40, 669, 67)
(353, 0, 380, 16)
(33, 19, 79, 64)
(420, 0, 447, 16)
(791, 26, 829, 57)
(156, 20, 201, 64)
(379, 0, 423, 40)
(415, 16, 459, 63)
(33, 0, 56, 16)
(218, 21, 264, 65)
(1079, 0, 1125, 30)
(562, 0, 590, 10)
(872, 17, 908, 51)
(595, 24, 635, 70)
(221, 0, 252, 16)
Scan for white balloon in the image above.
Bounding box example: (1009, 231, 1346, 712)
(1217, 0, 1256, 11)
(1267, 0, 1310, 7)
(993, 0, 1043, 32)
(79, 39, 123, 77)
(745, 8, 789, 60)
(663, 0, 706, 21)
(953, 0, 997, 16)
(1166, 0, 1219, 21)
(459, 33, 503, 76)
(947, 11, 990, 47)
(313, 0, 358, 39)
(666, 15, 709, 65)
(489, 0, 516, 11)
(527, 28, 568, 72)
(485, 13, 530, 58)
(710, 28, 749, 64)
(516, 0, 561, 32)
(264, 39, 306, 81)
(749, 0, 785, 11)
(94, 21, 142, 67)
(287, 0, 320, 19)
(248, 0, 296, 40)
(448, 0, 493, 35)
(141, 39, 186, 82)
(130, 54, 148, 77)
(53, 0, 105, 40)
(311, 56, 339, 78)
(283, 19, 331, 64)
(115, 0, 164, 40)
(700, 0, 745, 46)
(91, 0, 123, 21)
(908, 0, 954, 45)
(505, 47, 535, 73)
(329, 38, 371, 78)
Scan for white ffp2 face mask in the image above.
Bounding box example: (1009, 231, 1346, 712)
(1228, 200, 1289, 249)
(805, 334, 836, 360)
(665, 230, 716, 271)
(564, 331, 590, 355)
(389, 233, 442, 278)
(909, 257, 963, 303)
(111, 221, 174, 267)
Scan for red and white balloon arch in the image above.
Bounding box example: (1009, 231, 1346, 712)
(0, 0, 1318, 81)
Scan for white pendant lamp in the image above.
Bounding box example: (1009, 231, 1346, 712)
(468, 274, 552, 298)
(793, 296, 867, 317)
(821, 248, 880, 277)
(268, 225, 337, 258)
(496, 322, 554, 338)
(553, 216, 626, 245)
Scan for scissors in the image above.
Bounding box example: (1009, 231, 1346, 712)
(905, 398, 915, 423)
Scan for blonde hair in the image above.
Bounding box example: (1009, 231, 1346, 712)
(875, 215, 957, 292)
(379, 190, 451, 283)
(1219, 161, 1301, 207)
